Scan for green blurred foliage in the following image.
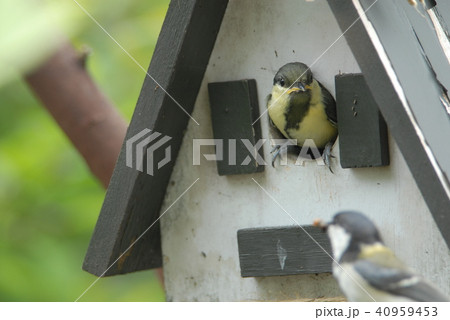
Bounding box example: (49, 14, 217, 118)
(0, 0, 170, 301)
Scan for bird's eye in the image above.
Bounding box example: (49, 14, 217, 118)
(279, 78, 285, 86)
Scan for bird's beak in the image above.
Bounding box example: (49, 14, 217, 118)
(313, 218, 328, 231)
(287, 82, 310, 94)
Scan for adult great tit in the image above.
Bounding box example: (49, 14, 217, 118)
(267, 62, 337, 169)
(315, 211, 449, 302)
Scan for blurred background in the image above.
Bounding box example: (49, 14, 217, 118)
(0, 0, 169, 301)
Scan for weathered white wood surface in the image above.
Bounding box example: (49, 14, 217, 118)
(160, 0, 450, 301)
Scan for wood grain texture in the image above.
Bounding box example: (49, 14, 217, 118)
(208, 79, 265, 175)
(335, 73, 389, 168)
(83, 0, 229, 276)
(327, 0, 450, 249)
(237, 226, 332, 277)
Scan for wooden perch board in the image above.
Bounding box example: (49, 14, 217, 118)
(208, 79, 265, 176)
(335, 73, 389, 168)
(237, 226, 332, 277)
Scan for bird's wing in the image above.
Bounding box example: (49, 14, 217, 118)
(318, 81, 337, 126)
(354, 260, 449, 302)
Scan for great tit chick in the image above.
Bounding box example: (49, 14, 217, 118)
(267, 62, 337, 170)
(317, 211, 450, 302)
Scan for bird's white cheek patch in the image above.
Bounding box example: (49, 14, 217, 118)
(328, 225, 351, 262)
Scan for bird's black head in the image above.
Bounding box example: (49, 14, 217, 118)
(326, 211, 384, 262)
(331, 211, 383, 245)
(273, 62, 313, 92)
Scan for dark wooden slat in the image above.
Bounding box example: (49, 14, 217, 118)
(402, 1, 450, 96)
(335, 73, 389, 168)
(327, 0, 450, 248)
(435, 2, 450, 29)
(208, 79, 265, 175)
(237, 226, 332, 277)
(83, 0, 229, 276)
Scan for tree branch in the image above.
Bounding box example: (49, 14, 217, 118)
(25, 41, 127, 188)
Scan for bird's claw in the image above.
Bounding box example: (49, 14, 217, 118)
(271, 145, 282, 167)
(323, 143, 334, 173)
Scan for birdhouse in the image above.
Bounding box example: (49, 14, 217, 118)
(83, 0, 450, 301)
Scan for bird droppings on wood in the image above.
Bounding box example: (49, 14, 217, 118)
(117, 237, 136, 271)
(163, 255, 170, 264)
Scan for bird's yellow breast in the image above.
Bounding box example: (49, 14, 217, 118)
(268, 80, 337, 149)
